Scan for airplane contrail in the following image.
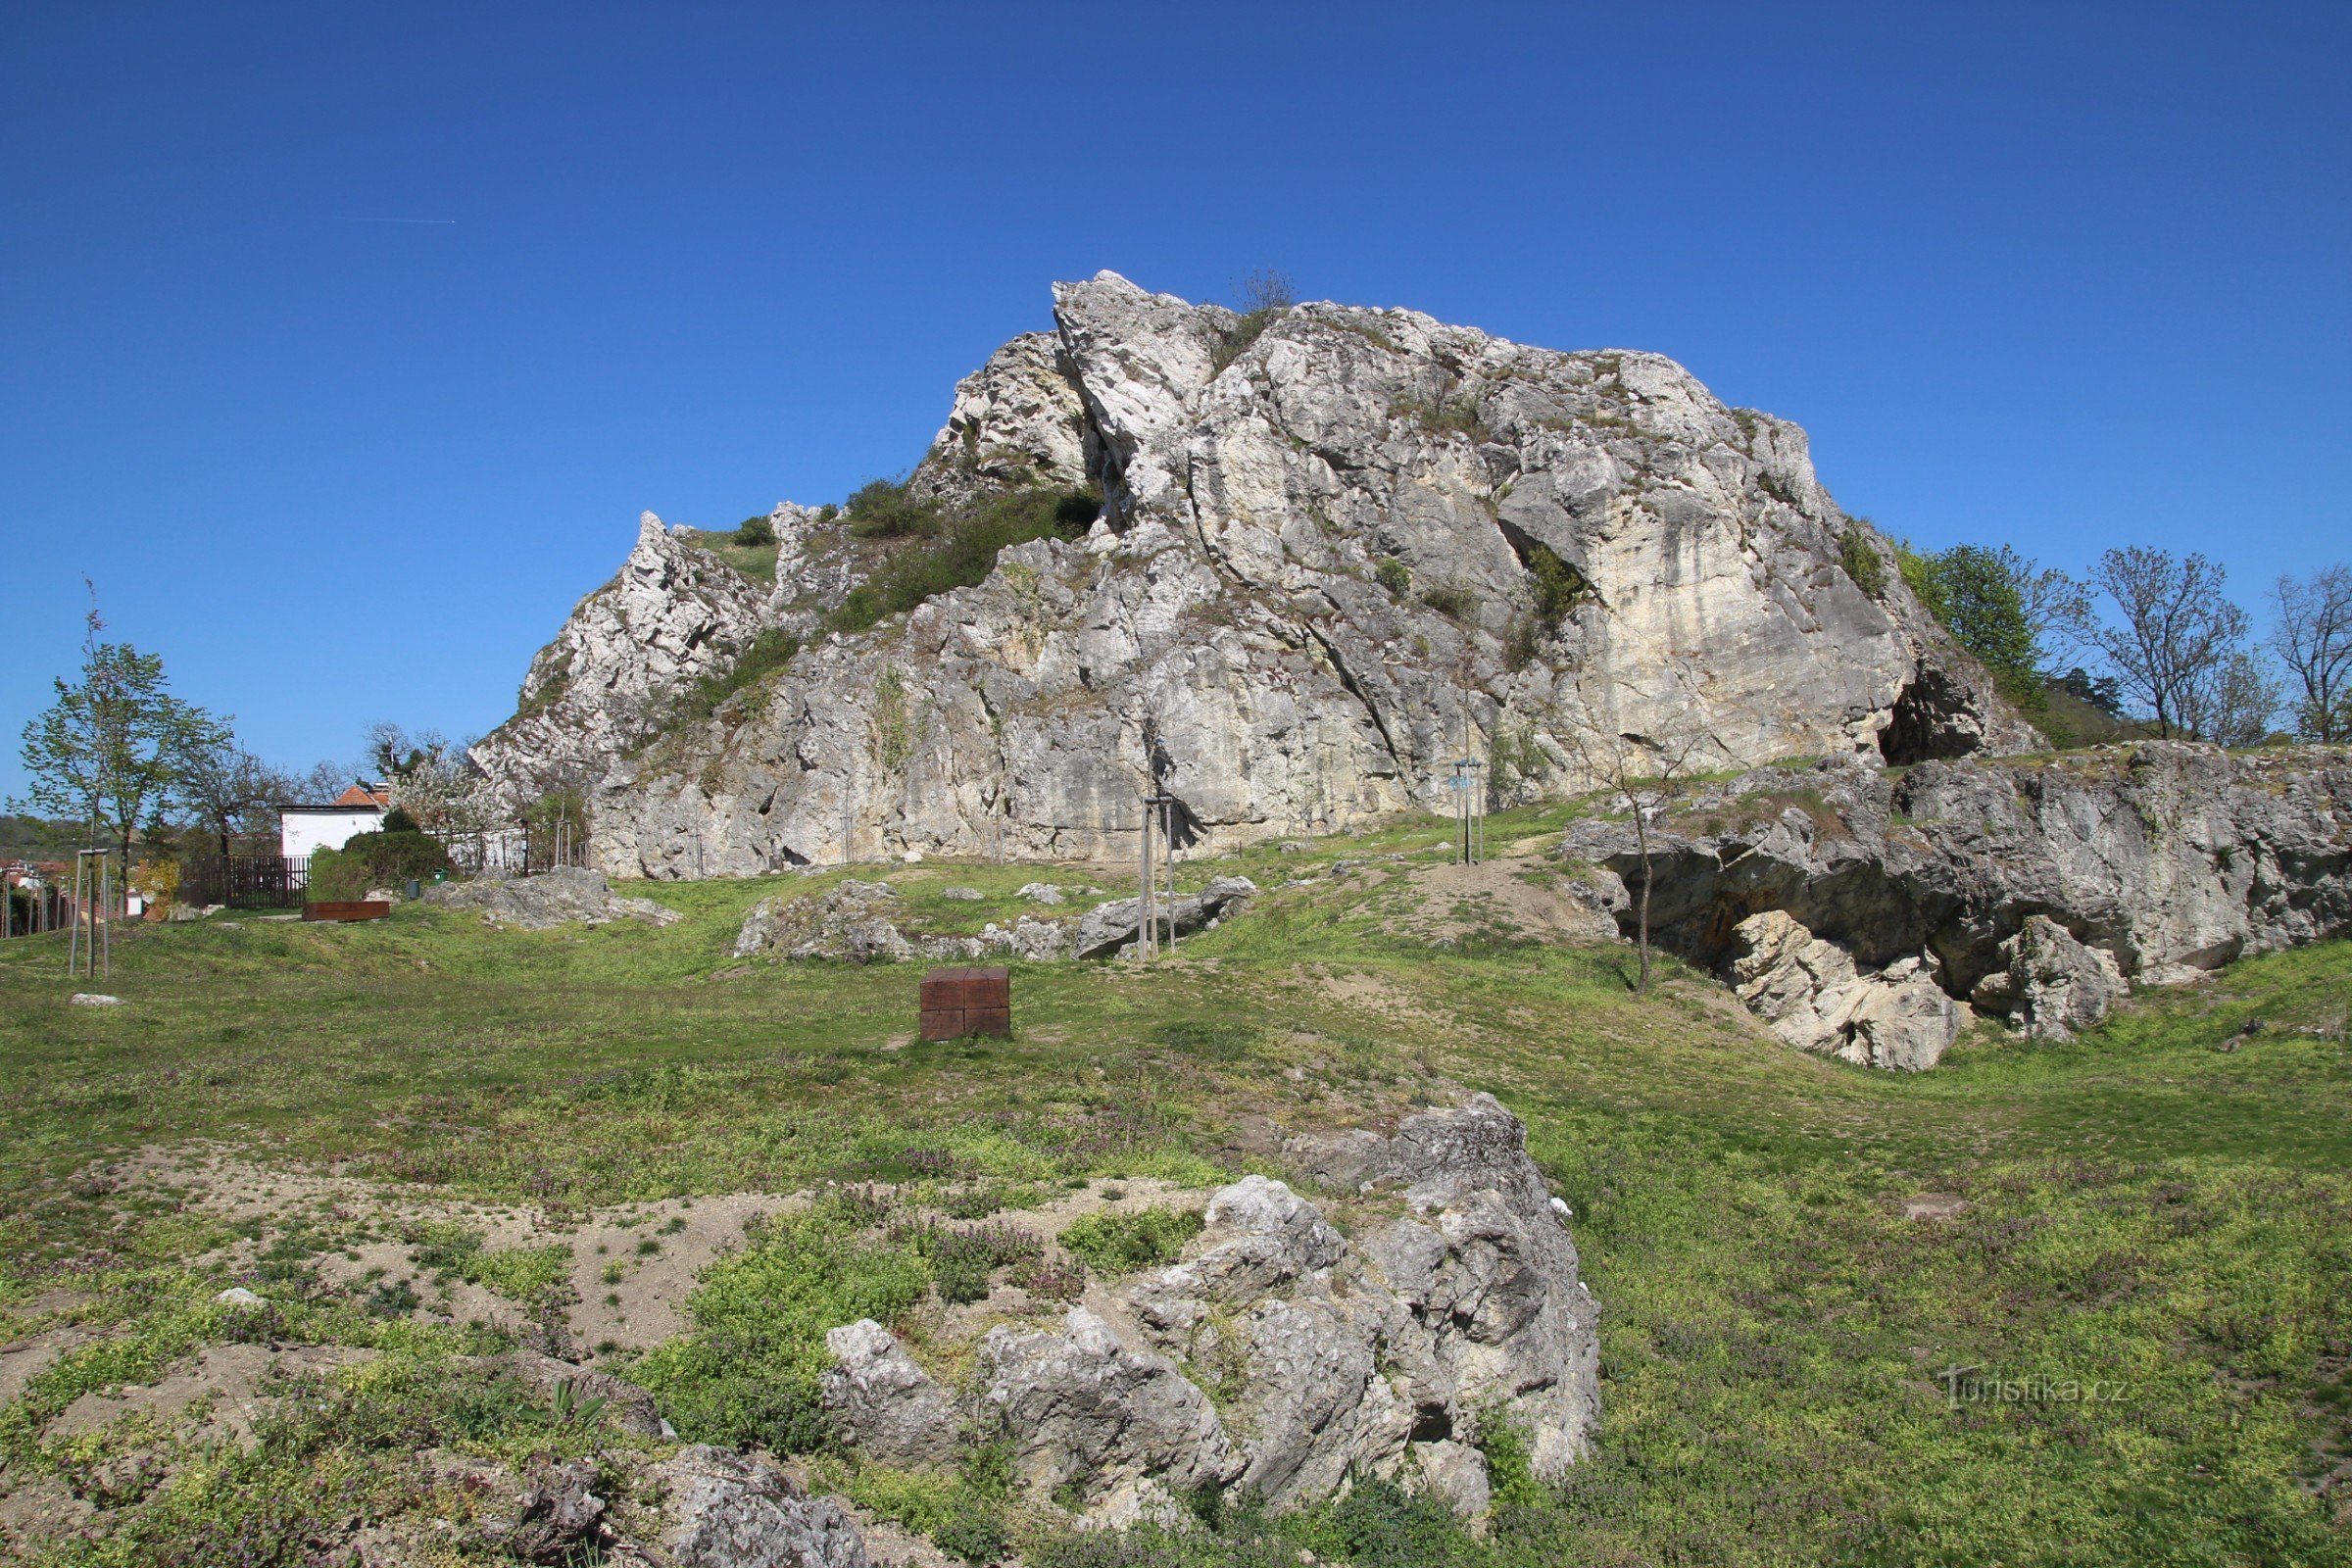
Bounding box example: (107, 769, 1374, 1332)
(340, 217, 458, 225)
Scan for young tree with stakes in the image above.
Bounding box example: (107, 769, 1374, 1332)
(14, 604, 228, 865)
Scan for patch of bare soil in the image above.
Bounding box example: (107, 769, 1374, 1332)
(88, 1145, 805, 1354)
(1312, 967, 1446, 1028)
(48, 1343, 375, 1449)
(1387, 857, 1618, 946)
(0, 1324, 97, 1409)
(562, 1191, 804, 1354)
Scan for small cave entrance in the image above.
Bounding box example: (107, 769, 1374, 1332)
(1878, 665, 1984, 765)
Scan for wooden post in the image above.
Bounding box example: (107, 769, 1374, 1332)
(1138, 791, 1154, 959)
(1160, 796, 1178, 953)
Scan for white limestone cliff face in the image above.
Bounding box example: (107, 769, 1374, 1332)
(473, 512, 772, 803)
(473, 271, 2037, 877)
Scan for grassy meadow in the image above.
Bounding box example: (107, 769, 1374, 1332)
(1, 806, 2347, 1566)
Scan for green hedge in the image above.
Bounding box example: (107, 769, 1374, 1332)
(309, 831, 454, 901)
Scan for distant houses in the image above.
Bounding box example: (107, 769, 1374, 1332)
(278, 783, 390, 862)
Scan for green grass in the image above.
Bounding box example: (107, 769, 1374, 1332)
(672, 526, 780, 582)
(2, 815, 2348, 1565)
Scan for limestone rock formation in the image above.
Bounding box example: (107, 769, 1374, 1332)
(819, 1096, 1597, 1527)
(734, 879, 916, 962)
(470, 271, 2036, 878)
(474, 512, 773, 808)
(982, 1307, 1241, 1528)
(1975, 914, 2129, 1041)
(1560, 743, 2352, 1066)
(1727, 910, 1962, 1071)
(729, 877, 1254, 963)
(419, 867, 680, 930)
(650, 1446, 869, 1568)
(820, 1320, 959, 1468)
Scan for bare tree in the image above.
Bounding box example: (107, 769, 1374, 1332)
(1566, 689, 1718, 995)
(2274, 565, 2352, 744)
(2178, 651, 2281, 749)
(2010, 552, 2095, 671)
(178, 738, 296, 855)
(1236, 269, 1298, 316)
(2086, 548, 2252, 740)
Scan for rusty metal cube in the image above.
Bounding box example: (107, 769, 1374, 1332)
(918, 967, 1010, 1039)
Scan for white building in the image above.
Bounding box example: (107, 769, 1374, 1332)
(278, 784, 389, 861)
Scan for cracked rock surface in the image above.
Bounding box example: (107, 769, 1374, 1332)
(820, 1096, 1596, 1527)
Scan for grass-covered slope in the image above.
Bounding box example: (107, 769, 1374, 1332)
(1, 808, 2347, 1565)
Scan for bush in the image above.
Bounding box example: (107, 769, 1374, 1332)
(1210, 270, 1298, 374)
(1840, 526, 1887, 599)
(678, 629, 802, 725)
(1420, 583, 1478, 620)
(1375, 557, 1411, 599)
(1058, 1205, 1203, 1277)
(1518, 536, 1592, 630)
(735, 514, 776, 546)
(308, 830, 453, 900)
(845, 478, 941, 540)
(827, 486, 1102, 636)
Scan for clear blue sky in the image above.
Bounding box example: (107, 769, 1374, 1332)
(5, 2, 2347, 798)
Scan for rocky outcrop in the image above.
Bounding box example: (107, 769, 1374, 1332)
(1560, 743, 2352, 1065)
(1975, 914, 2129, 1042)
(730, 877, 1251, 963)
(471, 271, 2034, 879)
(983, 1307, 1240, 1526)
(1727, 910, 1961, 1071)
(907, 332, 1096, 514)
(734, 879, 916, 962)
(820, 1321, 959, 1469)
(819, 1096, 1596, 1526)
(1071, 875, 1257, 957)
(420, 867, 680, 930)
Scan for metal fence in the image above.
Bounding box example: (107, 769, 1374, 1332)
(426, 825, 587, 876)
(179, 855, 310, 909)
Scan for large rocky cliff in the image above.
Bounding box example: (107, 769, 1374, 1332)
(473, 272, 2037, 878)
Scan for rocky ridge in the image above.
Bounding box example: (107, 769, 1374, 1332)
(1558, 742, 2352, 1069)
(471, 271, 2036, 879)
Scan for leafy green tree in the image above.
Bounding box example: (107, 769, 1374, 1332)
(1923, 545, 2044, 710)
(14, 614, 228, 864)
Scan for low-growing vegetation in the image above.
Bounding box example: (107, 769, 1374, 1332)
(2, 802, 2347, 1565)
(827, 484, 1102, 635)
(1057, 1204, 1203, 1277)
